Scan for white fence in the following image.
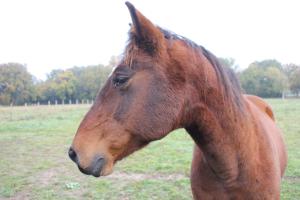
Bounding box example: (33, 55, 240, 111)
(8, 99, 94, 107)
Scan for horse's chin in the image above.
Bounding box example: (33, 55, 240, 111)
(100, 165, 114, 177)
(90, 168, 113, 178)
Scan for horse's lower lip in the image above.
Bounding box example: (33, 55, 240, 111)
(78, 166, 101, 177)
(76, 156, 105, 177)
(92, 173, 101, 177)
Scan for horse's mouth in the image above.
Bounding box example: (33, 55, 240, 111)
(78, 165, 102, 177)
(77, 156, 106, 177)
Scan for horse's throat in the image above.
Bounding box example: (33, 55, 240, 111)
(185, 104, 242, 185)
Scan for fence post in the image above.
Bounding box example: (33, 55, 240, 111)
(76, 99, 79, 104)
(55, 100, 58, 105)
(69, 99, 72, 105)
(62, 99, 64, 105)
(48, 101, 50, 106)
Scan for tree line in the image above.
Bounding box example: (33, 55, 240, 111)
(220, 58, 300, 98)
(0, 58, 300, 105)
(0, 63, 112, 105)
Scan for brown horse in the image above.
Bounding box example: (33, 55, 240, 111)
(69, 2, 287, 199)
(245, 94, 275, 121)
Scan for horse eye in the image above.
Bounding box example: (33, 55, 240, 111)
(113, 76, 129, 87)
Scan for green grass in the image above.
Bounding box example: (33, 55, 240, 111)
(0, 99, 299, 199)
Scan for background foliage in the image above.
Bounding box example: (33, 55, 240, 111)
(0, 63, 112, 105)
(0, 58, 300, 105)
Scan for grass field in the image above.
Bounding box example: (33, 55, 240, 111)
(0, 99, 299, 199)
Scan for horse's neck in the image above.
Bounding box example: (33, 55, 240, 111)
(184, 95, 250, 185)
(177, 49, 253, 183)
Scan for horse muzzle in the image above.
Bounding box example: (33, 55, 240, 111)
(68, 147, 105, 177)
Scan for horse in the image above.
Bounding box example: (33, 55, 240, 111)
(69, 2, 287, 199)
(245, 94, 275, 121)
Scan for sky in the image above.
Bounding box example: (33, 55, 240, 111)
(0, 0, 299, 80)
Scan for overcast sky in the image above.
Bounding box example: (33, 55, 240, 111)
(0, 0, 299, 80)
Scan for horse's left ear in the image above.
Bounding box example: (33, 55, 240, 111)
(125, 2, 165, 55)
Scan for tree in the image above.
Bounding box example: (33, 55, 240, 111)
(283, 63, 300, 96)
(283, 63, 299, 79)
(240, 60, 288, 97)
(263, 67, 288, 97)
(289, 68, 300, 95)
(250, 59, 282, 70)
(40, 70, 76, 103)
(0, 63, 36, 105)
(70, 65, 112, 100)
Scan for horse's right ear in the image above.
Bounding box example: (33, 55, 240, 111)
(125, 2, 165, 56)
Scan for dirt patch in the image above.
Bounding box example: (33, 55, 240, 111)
(32, 167, 188, 187)
(104, 171, 188, 181)
(283, 176, 300, 183)
(35, 163, 188, 183)
(36, 168, 62, 186)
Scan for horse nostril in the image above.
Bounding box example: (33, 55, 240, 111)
(68, 147, 78, 163)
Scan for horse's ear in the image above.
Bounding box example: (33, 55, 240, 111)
(125, 2, 165, 55)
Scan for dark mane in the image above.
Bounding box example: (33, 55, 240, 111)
(159, 27, 245, 112)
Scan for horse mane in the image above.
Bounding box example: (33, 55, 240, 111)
(159, 27, 245, 114)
